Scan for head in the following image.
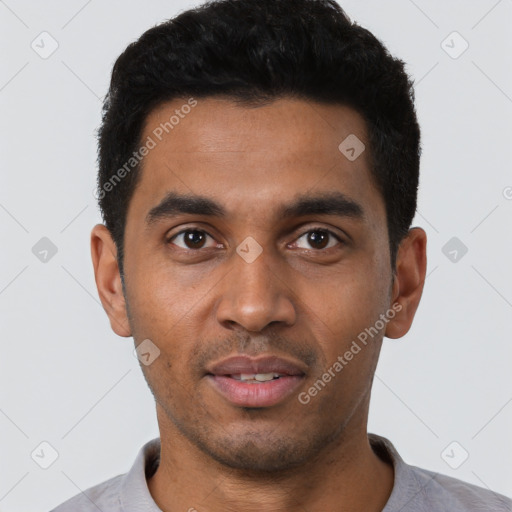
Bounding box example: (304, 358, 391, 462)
(91, 0, 426, 473)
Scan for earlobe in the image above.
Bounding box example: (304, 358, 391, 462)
(385, 227, 427, 339)
(90, 224, 132, 337)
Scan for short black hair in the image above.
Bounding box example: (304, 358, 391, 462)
(97, 0, 420, 278)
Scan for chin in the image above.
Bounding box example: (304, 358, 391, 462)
(191, 428, 324, 473)
(207, 441, 305, 472)
(159, 395, 345, 473)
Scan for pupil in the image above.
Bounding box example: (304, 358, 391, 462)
(309, 230, 328, 249)
(186, 231, 205, 248)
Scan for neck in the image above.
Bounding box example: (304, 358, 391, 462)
(147, 407, 394, 512)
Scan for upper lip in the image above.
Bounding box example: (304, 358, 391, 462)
(206, 355, 307, 376)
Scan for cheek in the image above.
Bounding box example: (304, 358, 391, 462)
(303, 274, 386, 410)
(126, 258, 201, 331)
(302, 260, 391, 381)
(125, 264, 211, 371)
(139, 354, 186, 419)
(319, 271, 388, 336)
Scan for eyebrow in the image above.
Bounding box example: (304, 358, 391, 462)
(145, 190, 365, 227)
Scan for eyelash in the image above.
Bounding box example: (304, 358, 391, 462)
(166, 227, 344, 252)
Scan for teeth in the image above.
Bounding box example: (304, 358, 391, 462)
(232, 373, 282, 382)
(254, 373, 280, 381)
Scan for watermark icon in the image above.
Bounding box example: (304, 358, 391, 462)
(441, 441, 469, 469)
(442, 237, 468, 263)
(134, 338, 161, 366)
(503, 186, 512, 200)
(31, 31, 59, 59)
(298, 302, 402, 405)
(32, 237, 58, 263)
(94, 98, 198, 200)
(338, 134, 365, 162)
(31, 441, 59, 469)
(236, 236, 263, 263)
(441, 31, 469, 60)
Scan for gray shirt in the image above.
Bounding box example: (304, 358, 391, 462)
(50, 433, 512, 511)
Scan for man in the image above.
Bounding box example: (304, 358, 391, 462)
(51, 0, 512, 510)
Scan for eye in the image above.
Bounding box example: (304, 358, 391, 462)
(167, 229, 219, 250)
(293, 228, 343, 251)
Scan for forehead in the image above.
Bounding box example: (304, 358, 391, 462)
(128, 97, 385, 228)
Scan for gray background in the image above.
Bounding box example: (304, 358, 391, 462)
(1, 0, 511, 510)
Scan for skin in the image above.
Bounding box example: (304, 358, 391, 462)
(91, 97, 427, 511)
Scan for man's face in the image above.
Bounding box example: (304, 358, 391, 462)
(121, 97, 395, 471)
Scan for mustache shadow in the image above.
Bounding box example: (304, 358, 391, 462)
(191, 329, 319, 373)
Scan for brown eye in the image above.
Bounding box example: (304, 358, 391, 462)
(295, 229, 342, 250)
(168, 230, 216, 250)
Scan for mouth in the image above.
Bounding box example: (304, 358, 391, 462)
(230, 372, 287, 382)
(205, 355, 306, 408)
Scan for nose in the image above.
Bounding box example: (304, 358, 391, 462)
(215, 243, 297, 333)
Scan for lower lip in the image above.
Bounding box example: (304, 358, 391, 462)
(207, 375, 304, 407)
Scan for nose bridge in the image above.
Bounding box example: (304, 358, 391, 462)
(216, 237, 296, 332)
(235, 241, 275, 300)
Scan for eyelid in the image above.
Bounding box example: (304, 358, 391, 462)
(296, 225, 344, 240)
(166, 223, 219, 240)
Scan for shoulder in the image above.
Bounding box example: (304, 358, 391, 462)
(368, 434, 512, 512)
(408, 465, 512, 512)
(49, 437, 161, 512)
(50, 474, 124, 512)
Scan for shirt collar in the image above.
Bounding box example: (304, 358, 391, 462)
(120, 437, 162, 511)
(368, 432, 427, 511)
(119, 434, 415, 511)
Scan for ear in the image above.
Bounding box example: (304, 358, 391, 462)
(90, 224, 131, 337)
(385, 227, 427, 339)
